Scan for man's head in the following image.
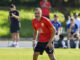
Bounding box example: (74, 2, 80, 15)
(54, 14, 58, 22)
(34, 8, 42, 20)
(70, 17, 75, 24)
(73, 13, 78, 18)
(10, 4, 16, 11)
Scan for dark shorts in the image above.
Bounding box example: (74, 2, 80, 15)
(10, 25, 20, 33)
(56, 33, 64, 41)
(72, 34, 79, 38)
(34, 42, 54, 55)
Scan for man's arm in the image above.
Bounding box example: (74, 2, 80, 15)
(32, 30, 37, 49)
(72, 29, 79, 36)
(57, 27, 61, 36)
(46, 26, 56, 49)
(40, 1, 51, 8)
(8, 16, 10, 20)
(49, 26, 56, 43)
(33, 30, 37, 41)
(68, 27, 71, 35)
(12, 13, 20, 20)
(41, 4, 51, 8)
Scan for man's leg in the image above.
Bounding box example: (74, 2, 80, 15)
(75, 34, 79, 49)
(12, 33, 16, 46)
(33, 52, 40, 60)
(15, 33, 20, 46)
(61, 41, 66, 48)
(48, 54, 56, 60)
(67, 34, 71, 48)
(59, 34, 66, 48)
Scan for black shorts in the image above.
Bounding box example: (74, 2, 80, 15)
(34, 42, 54, 55)
(10, 25, 20, 33)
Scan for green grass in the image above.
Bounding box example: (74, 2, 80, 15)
(0, 48, 80, 60)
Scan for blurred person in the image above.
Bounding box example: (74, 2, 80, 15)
(40, 0, 51, 19)
(51, 14, 66, 48)
(66, 15, 71, 24)
(73, 13, 80, 33)
(67, 13, 80, 33)
(8, 4, 21, 47)
(32, 8, 56, 60)
(67, 17, 79, 49)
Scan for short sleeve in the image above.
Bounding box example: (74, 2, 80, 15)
(48, 2, 51, 6)
(58, 22, 61, 28)
(67, 24, 70, 29)
(16, 11, 19, 16)
(75, 24, 78, 29)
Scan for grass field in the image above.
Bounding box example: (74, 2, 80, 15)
(0, 48, 80, 60)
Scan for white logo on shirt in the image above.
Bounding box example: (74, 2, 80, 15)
(41, 23, 44, 27)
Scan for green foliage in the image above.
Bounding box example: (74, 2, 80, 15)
(0, 10, 10, 37)
(0, 9, 35, 37)
(0, 7, 80, 37)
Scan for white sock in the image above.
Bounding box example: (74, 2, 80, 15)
(76, 41, 79, 49)
(12, 42, 16, 45)
(16, 42, 19, 45)
(67, 40, 70, 48)
(62, 41, 66, 48)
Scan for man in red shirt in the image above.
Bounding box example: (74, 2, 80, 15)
(40, 0, 51, 19)
(32, 8, 56, 60)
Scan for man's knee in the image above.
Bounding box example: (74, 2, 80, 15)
(33, 52, 40, 57)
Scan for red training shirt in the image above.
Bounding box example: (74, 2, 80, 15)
(32, 16, 53, 42)
(40, 1, 51, 16)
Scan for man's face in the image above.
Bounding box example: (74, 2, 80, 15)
(74, 15, 78, 18)
(74, 13, 78, 18)
(34, 10, 42, 19)
(71, 19, 74, 24)
(10, 6, 16, 11)
(54, 16, 58, 21)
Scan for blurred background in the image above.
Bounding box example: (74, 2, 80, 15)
(0, 0, 80, 38)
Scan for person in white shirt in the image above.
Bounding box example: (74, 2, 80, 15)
(67, 13, 80, 33)
(67, 13, 80, 49)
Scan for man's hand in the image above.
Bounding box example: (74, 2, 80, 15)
(71, 33, 75, 37)
(32, 40, 36, 50)
(46, 42, 53, 50)
(12, 13, 15, 17)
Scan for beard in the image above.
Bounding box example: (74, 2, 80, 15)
(35, 16, 41, 19)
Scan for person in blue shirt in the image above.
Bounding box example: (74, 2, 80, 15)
(51, 14, 66, 48)
(67, 17, 79, 49)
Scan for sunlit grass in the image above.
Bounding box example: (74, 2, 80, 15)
(0, 48, 80, 60)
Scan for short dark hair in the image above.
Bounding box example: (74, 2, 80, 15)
(73, 13, 78, 16)
(10, 4, 15, 8)
(70, 17, 74, 21)
(54, 14, 58, 17)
